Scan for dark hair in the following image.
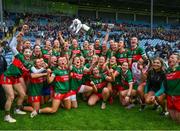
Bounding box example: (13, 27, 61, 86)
(22, 47, 31, 53)
(143, 59, 149, 66)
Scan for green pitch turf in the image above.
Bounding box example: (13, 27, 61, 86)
(0, 99, 179, 130)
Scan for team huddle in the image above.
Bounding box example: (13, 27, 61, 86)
(0, 25, 179, 123)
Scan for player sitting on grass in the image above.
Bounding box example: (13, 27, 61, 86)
(88, 66, 114, 109)
(144, 57, 168, 116)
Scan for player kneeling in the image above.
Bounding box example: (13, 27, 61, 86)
(115, 62, 137, 109)
(30, 57, 71, 118)
(23, 58, 47, 113)
(88, 67, 114, 109)
(144, 58, 168, 115)
(69, 56, 95, 108)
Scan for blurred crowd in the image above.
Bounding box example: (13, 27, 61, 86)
(0, 13, 180, 58)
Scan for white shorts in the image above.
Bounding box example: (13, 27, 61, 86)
(70, 85, 86, 101)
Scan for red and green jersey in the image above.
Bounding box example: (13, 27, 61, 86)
(4, 53, 33, 77)
(50, 65, 57, 71)
(90, 74, 107, 93)
(109, 49, 117, 57)
(52, 49, 60, 57)
(100, 49, 111, 60)
(99, 65, 108, 74)
(70, 65, 84, 91)
(83, 63, 92, 83)
(115, 49, 132, 65)
(28, 73, 46, 96)
(130, 46, 146, 62)
(165, 65, 180, 96)
(52, 68, 70, 94)
(61, 50, 71, 58)
(121, 69, 133, 89)
(41, 49, 51, 63)
(31, 54, 42, 60)
(85, 55, 93, 64)
(110, 65, 122, 86)
(71, 47, 82, 57)
(82, 49, 89, 58)
(94, 46, 102, 56)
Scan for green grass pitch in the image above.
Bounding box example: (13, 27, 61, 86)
(0, 99, 179, 130)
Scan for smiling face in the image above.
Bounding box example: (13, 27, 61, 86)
(102, 42, 107, 50)
(121, 62, 129, 72)
(83, 41, 89, 50)
(168, 54, 179, 68)
(35, 59, 42, 69)
(23, 48, 32, 60)
(112, 42, 118, 51)
(23, 40, 31, 49)
(58, 57, 67, 67)
(152, 59, 163, 71)
(98, 56, 105, 66)
(130, 37, 138, 48)
(73, 57, 81, 67)
(92, 55, 99, 64)
(72, 39, 78, 48)
(45, 40, 52, 50)
(95, 39, 100, 48)
(88, 44, 94, 52)
(118, 40, 124, 49)
(34, 45, 41, 55)
(53, 39, 60, 48)
(17, 42, 23, 53)
(80, 56, 85, 66)
(50, 56, 57, 66)
(63, 42, 69, 51)
(110, 40, 114, 49)
(93, 67, 99, 75)
(110, 56, 117, 65)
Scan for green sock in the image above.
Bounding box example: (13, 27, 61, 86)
(16, 105, 23, 110)
(5, 110, 10, 115)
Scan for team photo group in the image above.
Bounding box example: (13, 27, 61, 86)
(0, 21, 179, 125)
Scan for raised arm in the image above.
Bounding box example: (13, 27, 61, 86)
(10, 37, 19, 56)
(58, 31, 65, 44)
(10, 25, 29, 56)
(31, 67, 46, 73)
(31, 72, 47, 78)
(103, 28, 110, 43)
(68, 54, 76, 70)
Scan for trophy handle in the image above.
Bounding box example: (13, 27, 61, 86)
(82, 24, 90, 31)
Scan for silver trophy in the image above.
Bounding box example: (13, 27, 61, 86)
(69, 19, 90, 34)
